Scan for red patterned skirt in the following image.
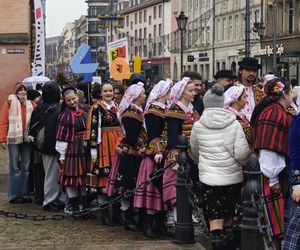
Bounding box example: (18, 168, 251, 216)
(58, 132, 89, 187)
(87, 127, 123, 188)
(261, 176, 284, 238)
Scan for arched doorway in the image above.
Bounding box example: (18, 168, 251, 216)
(231, 61, 237, 74)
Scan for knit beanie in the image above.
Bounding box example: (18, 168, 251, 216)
(14, 82, 27, 94)
(203, 84, 225, 109)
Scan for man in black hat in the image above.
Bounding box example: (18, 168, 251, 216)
(238, 57, 264, 120)
(214, 70, 235, 91)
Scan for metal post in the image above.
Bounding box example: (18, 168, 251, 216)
(161, 0, 165, 78)
(180, 30, 184, 78)
(245, 0, 251, 57)
(240, 157, 264, 250)
(272, 0, 278, 75)
(174, 134, 195, 244)
(212, 0, 216, 78)
(260, 0, 264, 76)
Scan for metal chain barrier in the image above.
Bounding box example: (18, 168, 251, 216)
(0, 161, 276, 250)
(0, 163, 172, 221)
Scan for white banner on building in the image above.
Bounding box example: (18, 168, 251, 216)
(107, 37, 129, 66)
(32, 0, 45, 76)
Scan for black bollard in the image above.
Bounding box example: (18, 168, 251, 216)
(173, 134, 195, 244)
(240, 156, 264, 250)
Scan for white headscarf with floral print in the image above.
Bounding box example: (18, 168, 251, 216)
(167, 77, 191, 109)
(145, 79, 173, 111)
(118, 82, 144, 116)
(224, 84, 245, 108)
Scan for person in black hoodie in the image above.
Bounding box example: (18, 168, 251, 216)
(29, 81, 65, 211)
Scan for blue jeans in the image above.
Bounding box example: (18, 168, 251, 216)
(7, 143, 31, 201)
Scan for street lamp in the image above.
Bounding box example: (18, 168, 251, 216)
(176, 11, 188, 78)
(253, 21, 265, 76)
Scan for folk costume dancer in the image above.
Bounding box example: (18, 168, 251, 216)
(224, 84, 253, 148)
(251, 79, 294, 249)
(86, 83, 123, 226)
(104, 82, 147, 231)
(55, 87, 90, 213)
(163, 77, 200, 225)
(133, 80, 172, 237)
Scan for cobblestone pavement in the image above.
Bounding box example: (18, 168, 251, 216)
(0, 151, 209, 249)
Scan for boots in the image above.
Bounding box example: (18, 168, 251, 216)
(112, 203, 124, 225)
(102, 208, 115, 226)
(124, 208, 139, 231)
(155, 212, 173, 237)
(68, 197, 79, 215)
(143, 214, 158, 238)
(211, 229, 225, 250)
(136, 208, 146, 231)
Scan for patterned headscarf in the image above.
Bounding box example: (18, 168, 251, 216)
(145, 80, 172, 111)
(224, 84, 245, 108)
(118, 82, 144, 115)
(167, 77, 191, 108)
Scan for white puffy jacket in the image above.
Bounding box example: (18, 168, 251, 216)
(190, 108, 251, 186)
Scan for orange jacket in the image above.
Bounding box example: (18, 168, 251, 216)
(0, 100, 36, 143)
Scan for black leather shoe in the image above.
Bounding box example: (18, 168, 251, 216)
(102, 209, 115, 226)
(43, 203, 61, 212)
(22, 197, 32, 203)
(9, 198, 24, 204)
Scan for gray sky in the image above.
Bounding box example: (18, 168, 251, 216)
(46, 0, 87, 37)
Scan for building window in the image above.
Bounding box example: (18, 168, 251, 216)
(88, 21, 99, 32)
(135, 30, 137, 39)
(228, 16, 232, 40)
(235, 15, 239, 37)
(216, 19, 220, 41)
(88, 6, 108, 17)
(131, 21, 133, 29)
(216, 61, 220, 71)
(153, 43, 156, 56)
(222, 61, 226, 69)
(126, 16, 129, 27)
(149, 16, 152, 25)
(201, 28, 205, 44)
(153, 25, 157, 37)
(139, 11, 142, 23)
(158, 42, 162, 55)
(144, 10, 147, 22)
(254, 9, 260, 22)
(206, 26, 210, 44)
(158, 24, 162, 36)
(144, 27, 147, 38)
(154, 6, 157, 19)
(288, 1, 294, 34)
(135, 13, 138, 24)
(223, 17, 226, 40)
(143, 45, 147, 57)
(159, 5, 162, 18)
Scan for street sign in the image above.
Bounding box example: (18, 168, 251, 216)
(69, 44, 99, 74)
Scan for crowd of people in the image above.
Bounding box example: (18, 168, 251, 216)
(1, 56, 300, 250)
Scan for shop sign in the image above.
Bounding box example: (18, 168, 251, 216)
(259, 44, 284, 56)
(1, 48, 25, 54)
